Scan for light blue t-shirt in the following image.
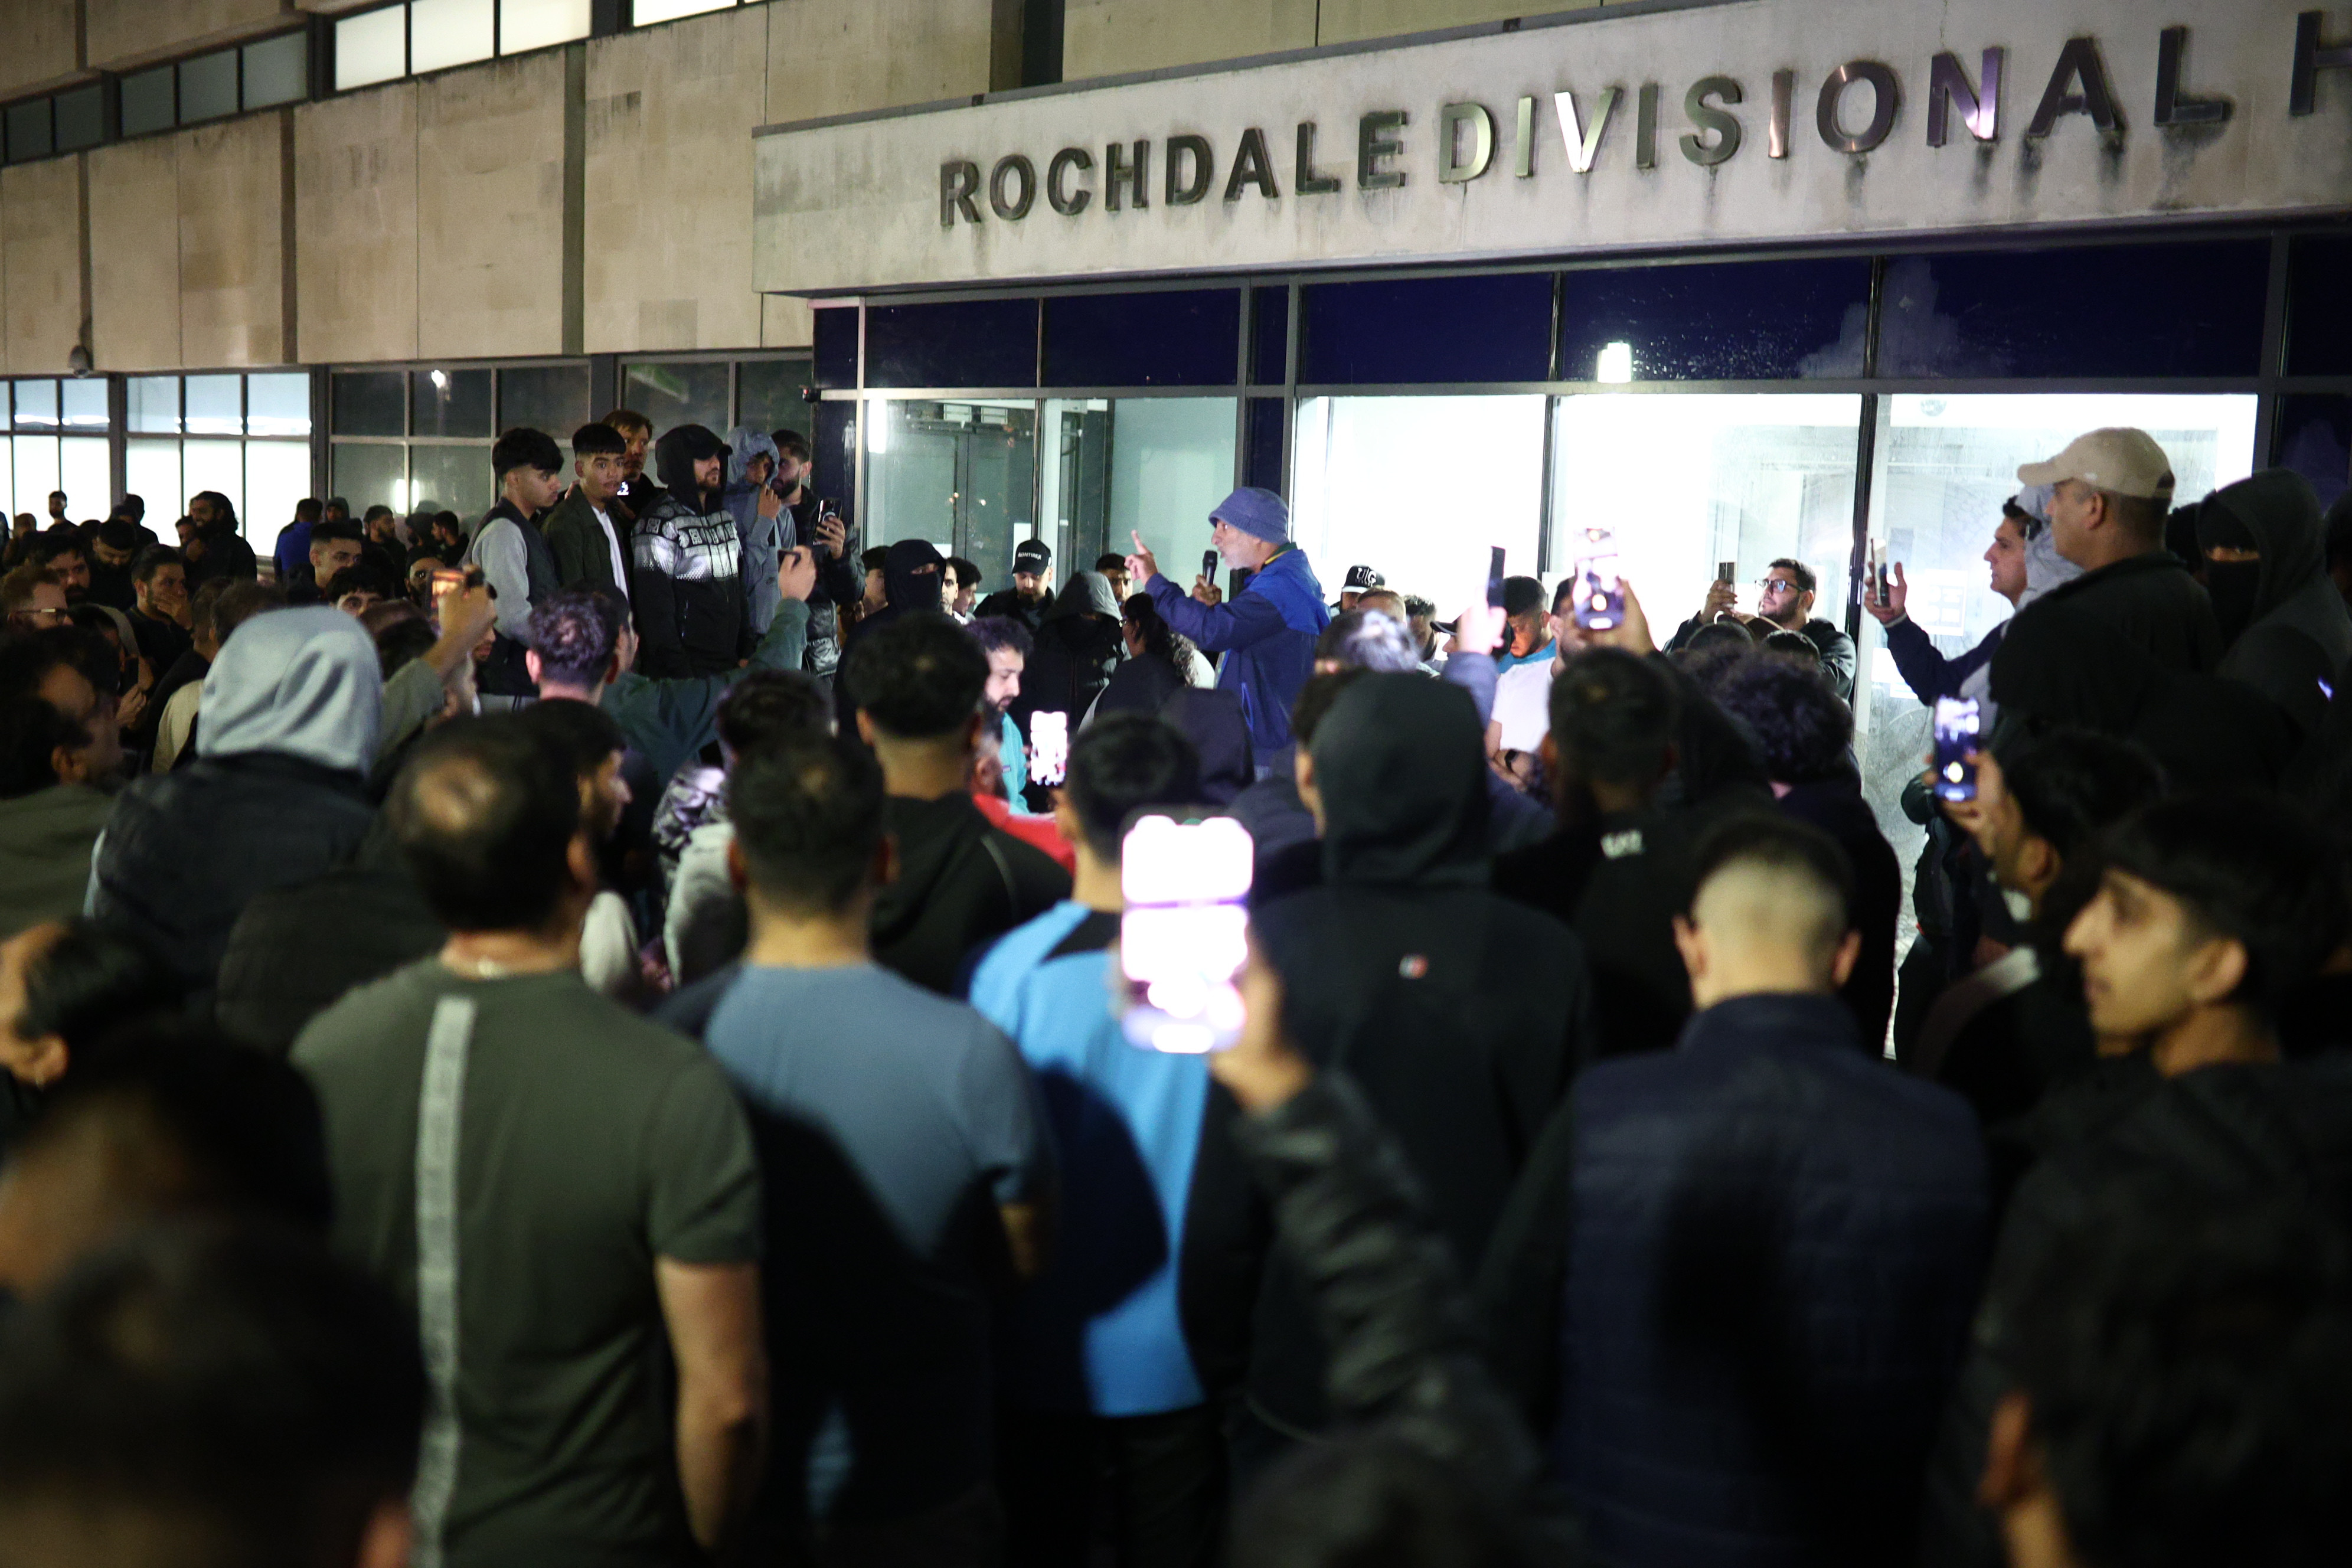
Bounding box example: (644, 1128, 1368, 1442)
(969, 903, 1213, 1417)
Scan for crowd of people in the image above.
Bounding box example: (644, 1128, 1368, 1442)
(0, 409, 2350, 1568)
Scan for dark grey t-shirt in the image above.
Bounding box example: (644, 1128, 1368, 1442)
(294, 959, 760, 1568)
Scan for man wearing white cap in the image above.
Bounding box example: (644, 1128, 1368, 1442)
(1994, 427, 2223, 689)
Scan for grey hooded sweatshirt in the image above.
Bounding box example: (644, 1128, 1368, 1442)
(724, 426, 789, 637)
(93, 606, 382, 993)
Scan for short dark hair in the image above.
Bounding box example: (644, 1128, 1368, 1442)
(515, 696, 626, 780)
(2001, 729, 2167, 861)
(860, 545, 890, 574)
(716, 670, 831, 759)
(2106, 491, 2169, 540)
(1094, 553, 1129, 575)
(2006, 1188, 2352, 1568)
(374, 615, 438, 680)
(1549, 577, 1579, 615)
(1768, 557, 1817, 594)
(390, 718, 583, 933)
(293, 498, 324, 524)
(843, 612, 988, 741)
(968, 614, 1033, 662)
(492, 427, 564, 482)
(1289, 667, 1371, 750)
(1315, 609, 1421, 672)
(945, 554, 980, 586)
(771, 429, 811, 463)
(129, 545, 182, 586)
(12, 919, 181, 1058)
(0, 698, 84, 796)
(309, 520, 364, 548)
(602, 407, 652, 439)
(96, 519, 142, 554)
(1064, 714, 1202, 863)
(1550, 648, 1679, 788)
(571, 422, 627, 459)
(525, 590, 620, 688)
(0, 1223, 425, 1568)
(324, 561, 397, 604)
(729, 736, 887, 914)
(1501, 575, 1546, 618)
(2098, 792, 2350, 1021)
(1688, 811, 1856, 930)
(1710, 655, 1853, 783)
(362, 503, 396, 525)
(208, 582, 283, 646)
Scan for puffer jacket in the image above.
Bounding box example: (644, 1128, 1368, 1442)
(1551, 992, 1985, 1568)
(632, 430, 747, 678)
(93, 607, 381, 995)
(1145, 545, 1330, 757)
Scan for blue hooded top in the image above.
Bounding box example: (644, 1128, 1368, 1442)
(1144, 546, 1329, 757)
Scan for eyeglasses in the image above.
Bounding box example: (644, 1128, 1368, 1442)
(8, 606, 68, 625)
(1759, 577, 1801, 593)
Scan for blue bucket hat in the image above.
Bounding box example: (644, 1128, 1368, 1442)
(1211, 486, 1289, 545)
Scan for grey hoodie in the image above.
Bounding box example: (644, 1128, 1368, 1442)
(725, 426, 788, 636)
(198, 605, 383, 773)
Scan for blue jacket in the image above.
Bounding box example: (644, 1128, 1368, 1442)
(1145, 547, 1329, 757)
(1555, 992, 1986, 1568)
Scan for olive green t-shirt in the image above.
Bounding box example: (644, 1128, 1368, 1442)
(293, 959, 760, 1568)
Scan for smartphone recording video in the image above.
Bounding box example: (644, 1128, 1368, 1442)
(1118, 814, 1254, 1054)
(1030, 711, 1071, 788)
(1572, 528, 1623, 632)
(1485, 545, 1508, 610)
(1932, 697, 1981, 803)
(1869, 540, 1890, 603)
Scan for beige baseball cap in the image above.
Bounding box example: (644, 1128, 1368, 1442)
(2016, 428, 2175, 501)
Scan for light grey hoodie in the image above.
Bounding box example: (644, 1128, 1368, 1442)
(198, 605, 384, 774)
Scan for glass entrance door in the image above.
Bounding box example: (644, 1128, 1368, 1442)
(865, 400, 1038, 590)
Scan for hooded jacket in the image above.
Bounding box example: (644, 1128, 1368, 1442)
(723, 427, 789, 637)
(93, 607, 381, 993)
(0, 783, 113, 939)
(868, 792, 1071, 996)
(1248, 674, 1592, 1435)
(1145, 545, 1331, 757)
(834, 541, 948, 731)
(632, 427, 747, 678)
(1014, 572, 1126, 737)
(2197, 468, 2352, 736)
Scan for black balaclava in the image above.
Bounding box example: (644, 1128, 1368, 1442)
(1311, 674, 1491, 888)
(2197, 469, 2327, 650)
(882, 538, 945, 614)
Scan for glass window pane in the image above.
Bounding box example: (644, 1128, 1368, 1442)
(1043, 290, 1240, 387)
(864, 300, 1038, 390)
(247, 373, 312, 436)
(12, 437, 58, 518)
(59, 380, 107, 432)
(243, 32, 310, 110)
(863, 400, 1036, 571)
(736, 359, 813, 442)
(54, 86, 103, 152)
(2287, 237, 2352, 377)
(497, 364, 590, 436)
(1559, 259, 1873, 383)
(1296, 395, 1546, 612)
(332, 443, 409, 518)
(623, 361, 729, 435)
(335, 6, 408, 92)
(1041, 396, 1234, 599)
(59, 439, 109, 524)
(121, 66, 176, 137)
(1244, 396, 1283, 491)
(185, 375, 243, 436)
(1877, 244, 2268, 379)
(178, 50, 240, 124)
(812, 402, 854, 524)
(13, 381, 58, 430)
(246, 443, 313, 544)
(332, 371, 406, 436)
(2274, 394, 2352, 511)
(5, 100, 52, 163)
(1551, 393, 1861, 645)
(413, 367, 492, 437)
(813, 306, 857, 390)
(0, 445, 17, 524)
(499, 0, 593, 53)
(183, 440, 246, 527)
(631, 0, 733, 23)
(125, 440, 184, 525)
(1301, 275, 1554, 385)
(408, 442, 494, 521)
(409, 0, 494, 74)
(128, 377, 182, 435)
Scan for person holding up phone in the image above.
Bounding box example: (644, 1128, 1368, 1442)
(1125, 488, 1331, 762)
(968, 715, 1263, 1568)
(1668, 557, 1856, 701)
(1863, 496, 2044, 710)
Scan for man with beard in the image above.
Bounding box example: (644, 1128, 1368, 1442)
(976, 538, 1055, 632)
(631, 424, 749, 679)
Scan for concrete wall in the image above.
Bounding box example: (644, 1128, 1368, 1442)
(1, 0, 1017, 372)
(1060, 0, 1603, 80)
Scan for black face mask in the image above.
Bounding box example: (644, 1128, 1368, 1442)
(2205, 558, 2263, 646)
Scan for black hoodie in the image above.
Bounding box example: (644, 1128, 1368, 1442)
(869, 793, 1070, 996)
(2198, 468, 2352, 736)
(1013, 571, 1125, 737)
(632, 426, 746, 678)
(1247, 674, 1594, 1437)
